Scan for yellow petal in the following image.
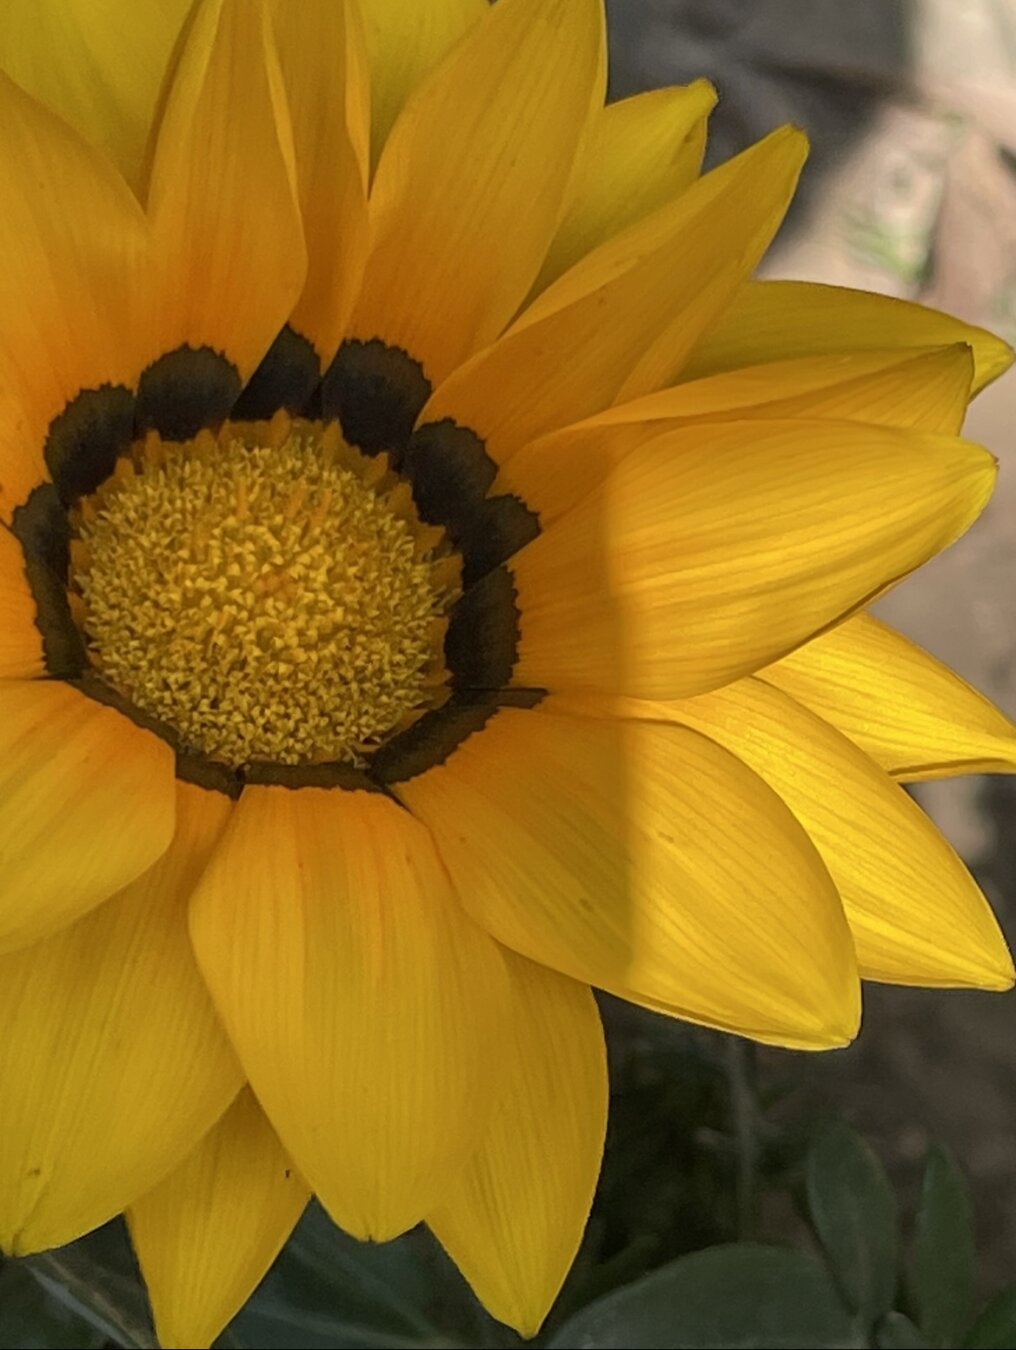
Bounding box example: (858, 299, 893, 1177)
(130, 1089, 308, 1350)
(511, 418, 996, 699)
(394, 706, 859, 1049)
(348, 0, 604, 384)
(0, 70, 150, 520)
(534, 79, 716, 293)
(421, 127, 806, 463)
(503, 345, 977, 525)
(361, 0, 487, 169)
(0, 681, 175, 953)
(0, 527, 43, 678)
(682, 280, 1013, 394)
(189, 785, 510, 1241)
(429, 955, 606, 1338)
(0, 783, 242, 1254)
(0, 0, 191, 196)
(761, 612, 1016, 781)
(657, 680, 1014, 990)
(146, 0, 306, 385)
(590, 343, 974, 434)
(267, 0, 369, 367)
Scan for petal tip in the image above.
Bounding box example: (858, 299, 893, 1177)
(155, 1325, 213, 1350)
(473, 1286, 554, 1341)
(983, 970, 1015, 993)
(512, 1311, 549, 1341)
(957, 436, 999, 495)
(969, 941, 1016, 992)
(363, 1218, 415, 1243)
(777, 121, 810, 165)
(820, 1009, 862, 1050)
(320, 1197, 415, 1247)
(976, 331, 1015, 391)
(805, 974, 863, 1051)
(749, 981, 862, 1052)
(687, 76, 719, 113)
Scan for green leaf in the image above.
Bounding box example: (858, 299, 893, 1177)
(227, 1203, 462, 1349)
(806, 1121, 898, 1325)
(876, 1311, 929, 1348)
(546, 1243, 863, 1349)
(23, 1223, 156, 1350)
(912, 1144, 976, 1349)
(0, 1260, 105, 1349)
(963, 1285, 1016, 1349)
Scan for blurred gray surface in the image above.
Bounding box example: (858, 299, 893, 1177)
(607, 0, 910, 218)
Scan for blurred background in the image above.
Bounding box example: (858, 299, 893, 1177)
(607, 0, 1016, 1295)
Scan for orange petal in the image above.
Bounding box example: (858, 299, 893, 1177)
(761, 611, 1016, 780)
(0, 71, 150, 520)
(361, 0, 487, 169)
(130, 1089, 308, 1350)
(658, 679, 1013, 991)
(395, 705, 859, 1048)
(534, 79, 716, 293)
(189, 785, 510, 1241)
(503, 345, 978, 526)
(0, 782, 241, 1254)
(511, 418, 995, 699)
(0, 681, 175, 953)
(146, 0, 306, 384)
(0, 0, 192, 197)
(682, 280, 1013, 394)
(348, 0, 604, 384)
(421, 127, 806, 463)
(0, 527, 43, 678)
(267, 0, 369, 366)
(430, 955, 607, 1338)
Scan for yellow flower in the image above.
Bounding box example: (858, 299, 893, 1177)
(0, 0, 1013, 1344)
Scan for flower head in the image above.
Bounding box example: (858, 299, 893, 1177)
(0, 0, 1013, 1345)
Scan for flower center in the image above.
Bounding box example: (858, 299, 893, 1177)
(70, 414, 459, 768)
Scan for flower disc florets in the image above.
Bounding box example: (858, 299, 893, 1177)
(70, 414, 458, 767)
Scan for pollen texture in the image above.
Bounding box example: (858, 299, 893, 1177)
(72, 415, 458, 767)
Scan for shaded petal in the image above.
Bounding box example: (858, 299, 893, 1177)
(0, 783, 242, 1254)
(130, 1088, 308, 1350)
(395, 705, 859, 1048)
(429, 954, 607, 1339)
(361, 0, 487, 169)
(534, 79, 716, 292)
(0, 526, 43, 678)
(0, 681, 175, 953)
(268, 0, 369, 366)
(189, 786, 510, 1241)
(147, 0, 307, 383)
(682, 280, 1013, 394)
(0, 0, 191, 196)
(577, 343, 975, 434)
(656, 680, 1013, 990)
(421, 127, 805, 462)
(0, 70, 150, 520)
(761, 612, 1016, 781)
(503, 345, 977, 525)
(511, 419, 996, 699)
(348, 0, 604, 384)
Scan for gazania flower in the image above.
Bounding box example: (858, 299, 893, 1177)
(0, 0, 1013, 1343)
